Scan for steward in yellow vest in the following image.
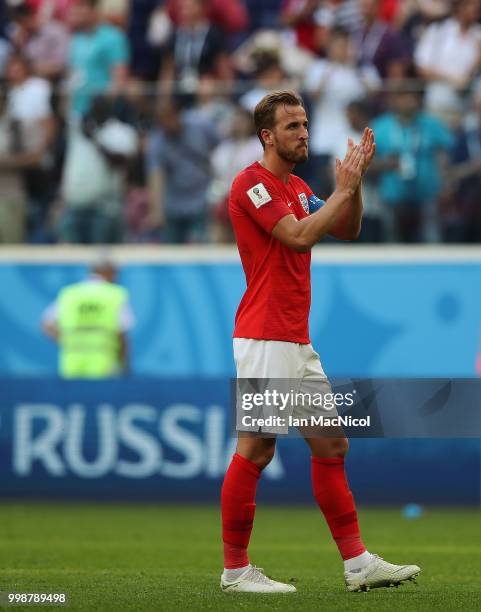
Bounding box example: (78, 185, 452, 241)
(42, 261, 134, 378)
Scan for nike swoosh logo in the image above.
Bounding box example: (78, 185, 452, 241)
(221, 582, 240, 591)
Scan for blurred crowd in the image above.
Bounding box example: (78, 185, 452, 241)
(1, 0, 481, 244)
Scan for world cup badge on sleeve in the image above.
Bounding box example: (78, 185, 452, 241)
(247, 183, 272, 208)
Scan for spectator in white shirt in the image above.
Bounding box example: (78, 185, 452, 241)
(208, 105, 261, 242)
(0, 53, 56, 242)
(59, 96, 138, 244)
(303, 27, 380, 197)
(415, 0, 481, 122)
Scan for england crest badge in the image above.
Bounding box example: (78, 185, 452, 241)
(299, 192, 309, 214)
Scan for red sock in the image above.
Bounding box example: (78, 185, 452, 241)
(311, 456, 366, 560)
(221, 453, 261, 569)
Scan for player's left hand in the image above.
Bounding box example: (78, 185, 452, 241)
(348, 128, 376, 176)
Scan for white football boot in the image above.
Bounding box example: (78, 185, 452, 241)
(221, 565, 296, 593)
(345, 554, 421, 592)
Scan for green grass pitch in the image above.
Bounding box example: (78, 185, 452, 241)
(1, 503, 480, 611)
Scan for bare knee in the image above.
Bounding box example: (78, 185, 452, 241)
(236, 437, 276, 470)
(327, 437, 349, 457)
(306, 436, 349, 458)
(253, 444, 276, 470)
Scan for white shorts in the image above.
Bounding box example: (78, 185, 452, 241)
(233, 338, 336, 434)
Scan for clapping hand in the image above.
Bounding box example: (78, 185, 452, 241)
(335, 144, 365, 195)
(347, 128, 376, 176)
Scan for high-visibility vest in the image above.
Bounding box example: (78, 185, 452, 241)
(57, 281, 127, 378)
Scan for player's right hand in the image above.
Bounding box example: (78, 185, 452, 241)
(335, 144, 365, 195)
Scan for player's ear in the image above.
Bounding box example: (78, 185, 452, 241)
(261, 128, 273, 147)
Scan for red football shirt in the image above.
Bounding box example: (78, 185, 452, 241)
(230, 161, 313, 344)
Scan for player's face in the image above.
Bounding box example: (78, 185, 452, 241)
(271, 104, 309, 164)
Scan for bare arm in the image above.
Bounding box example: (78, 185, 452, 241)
(101, 57, 129, 102)
(144, 167, 165, 230)
(272, 145, 365, 251)
(416, 66, 448, 82)
(111, 63, 129, 92)
(307, 64, 333, 102)
(449, 156, 481, 182)
(0, 151, 44, 168)
(43, 116, 57, 149)
(42, 320, 59, 341)
(158, 53, 176, 95)
(417, 66, 470, 89)
(0, 116, 56, 169)
(417, 35, 481, 90)
(328, 129, 376, 241)
(216, 52, 234, 90)
(35, 61, 67, 80)
(328, 183, 363, 241)
(119, 332, 129, 374)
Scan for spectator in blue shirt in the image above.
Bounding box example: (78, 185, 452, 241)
(68, 0, 129, 117)
(439, 86, 481, 243)
(145, 96, 220, 243)
(371, 85, 453, 242)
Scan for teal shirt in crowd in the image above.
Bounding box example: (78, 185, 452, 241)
(69, 24, 129, 117)
(372, 112, 454, 206)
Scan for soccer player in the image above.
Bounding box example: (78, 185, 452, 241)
(221, 91, 421, 593)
